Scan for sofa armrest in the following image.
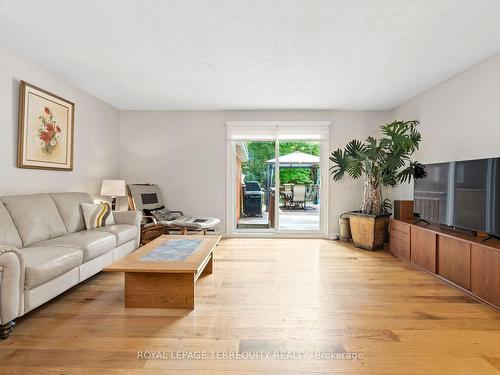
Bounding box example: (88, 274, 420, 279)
(112, 211, 143, 248)
(113, 211, 143, 228)
(0, 246, 24, 325)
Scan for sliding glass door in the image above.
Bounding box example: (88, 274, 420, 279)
(277, 141, 321, 232)
(227, 122, 329, 236)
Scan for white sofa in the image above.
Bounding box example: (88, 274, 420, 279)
(0, 192, 142, 338)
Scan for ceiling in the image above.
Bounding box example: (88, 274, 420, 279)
(1, 0, 500, 110)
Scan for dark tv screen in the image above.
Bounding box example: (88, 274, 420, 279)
(414, 157, 500, 236)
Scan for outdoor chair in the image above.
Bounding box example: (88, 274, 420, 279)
(127, 183, 220, 235)
(281, 184, 293, 208)
(292, 184, 307, 208)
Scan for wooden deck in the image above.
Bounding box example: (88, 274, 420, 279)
(0, 238, 499, 374)
(237, 204, 320, 230)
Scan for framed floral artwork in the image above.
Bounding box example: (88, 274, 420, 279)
(17, 81, 75, 171)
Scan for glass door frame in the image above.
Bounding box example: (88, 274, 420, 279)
(227, 137, 277, 235)
(276, 137, 327, 235)
(226, 121, 330, 237)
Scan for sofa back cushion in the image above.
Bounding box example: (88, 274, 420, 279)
(0, 202, 22, 248)
(50, 192, 94, 233)
(1, 194, 67, 247)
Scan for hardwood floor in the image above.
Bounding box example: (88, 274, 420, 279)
(1, 238, 499, 374)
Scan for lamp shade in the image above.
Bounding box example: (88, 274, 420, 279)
(100, 180, 126, 197)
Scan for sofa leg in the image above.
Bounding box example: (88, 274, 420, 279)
(0, 321, 15, 339)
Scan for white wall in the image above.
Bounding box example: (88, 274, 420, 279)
(119, 110, 389, 234)
(0, 46, 120, 197)
(390, 52, 500, 201)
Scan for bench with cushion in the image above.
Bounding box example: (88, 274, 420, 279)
(0, 192, 142, 338)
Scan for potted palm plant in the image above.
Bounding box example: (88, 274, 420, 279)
(330, 120, 425, 250)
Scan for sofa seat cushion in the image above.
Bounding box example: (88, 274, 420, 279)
(33, 231, 116, 262)
(94, 224, 138, 246)
(21, 246, 83, 289)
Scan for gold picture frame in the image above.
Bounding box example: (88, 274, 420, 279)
(17, 80, 75, 171)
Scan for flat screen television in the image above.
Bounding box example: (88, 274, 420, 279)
(413, 157, 500, 236)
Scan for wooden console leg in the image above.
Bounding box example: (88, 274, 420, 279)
(0, 321, 15, 339)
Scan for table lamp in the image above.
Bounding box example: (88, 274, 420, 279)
(100, 180, 126, 210)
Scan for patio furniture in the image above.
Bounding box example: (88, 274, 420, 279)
(127, 184, 220, 235)
(292, 184, 307, 208)
(280, 184, 293, 208)
(265, 151, 320, 209)
(243, 181, 264, 216)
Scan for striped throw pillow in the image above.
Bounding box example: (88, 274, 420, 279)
(81, 203, 115, 229)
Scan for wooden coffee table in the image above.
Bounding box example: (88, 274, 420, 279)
(104, 235, 221, 309)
